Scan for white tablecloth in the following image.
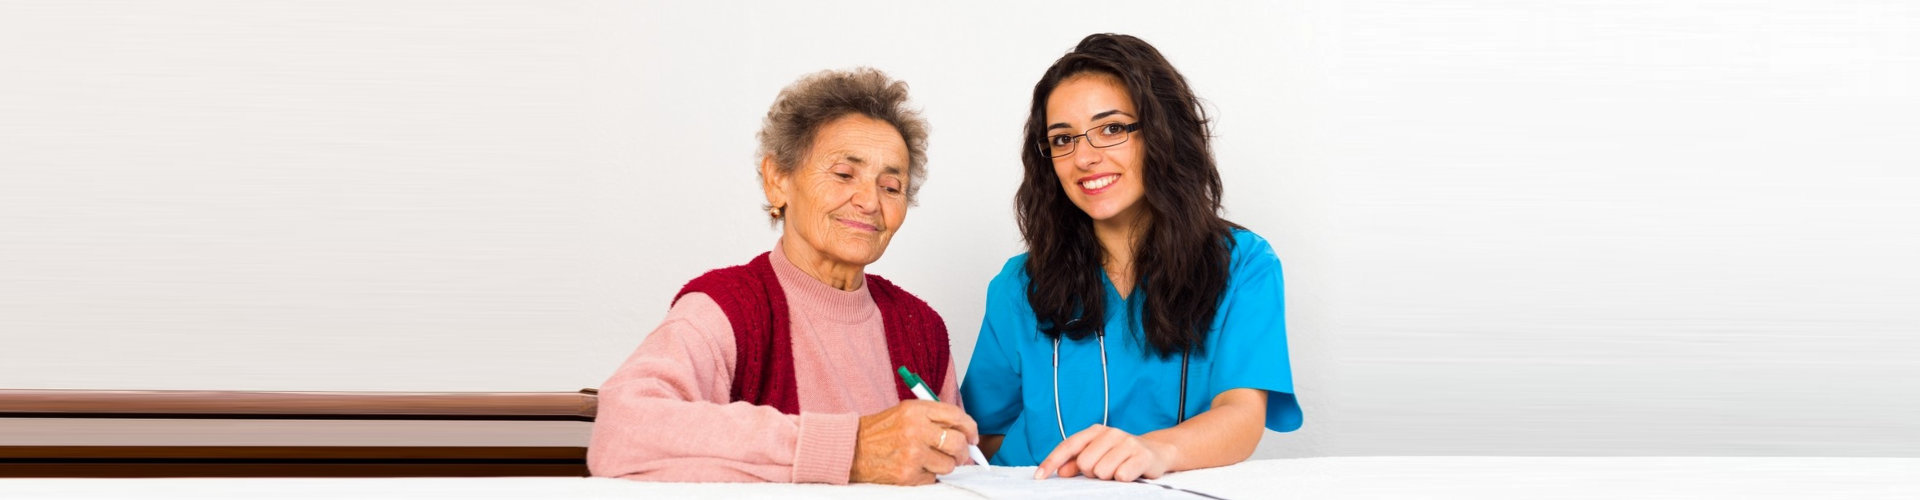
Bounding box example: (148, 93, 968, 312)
(2, 457, 1914, 499)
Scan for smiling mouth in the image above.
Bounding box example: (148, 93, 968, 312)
(1079, 174, 1119, 192)
(838, 218, 880, 232)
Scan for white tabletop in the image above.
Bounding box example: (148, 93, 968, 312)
(1, 457, 1914, 499)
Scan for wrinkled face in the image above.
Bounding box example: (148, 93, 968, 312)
(1046, 73, 1147, 226)
(764, 114, 911, 269)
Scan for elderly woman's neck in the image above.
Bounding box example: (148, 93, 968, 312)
(778, 237, 866, 292)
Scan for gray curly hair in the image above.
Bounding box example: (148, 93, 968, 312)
(757, 67, 929, 213)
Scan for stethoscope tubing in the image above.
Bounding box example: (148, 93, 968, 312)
(1052, 333, 1192, 441)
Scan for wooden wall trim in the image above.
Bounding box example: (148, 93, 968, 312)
(0, 445, 585, 460)
(0, 389, 598, 421)
(0, 462, 590, 478)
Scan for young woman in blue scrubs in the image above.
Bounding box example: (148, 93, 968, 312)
(960, 33, 1302, 482)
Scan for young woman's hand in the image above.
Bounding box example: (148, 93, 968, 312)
(1033, 424, 1178, 482)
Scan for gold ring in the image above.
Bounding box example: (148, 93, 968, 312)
(938, 429, 948, 448)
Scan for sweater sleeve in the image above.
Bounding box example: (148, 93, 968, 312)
(937, 360, 962, 410)
(587, 292, 860, 484)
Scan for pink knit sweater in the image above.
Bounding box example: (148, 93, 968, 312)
(588, 243, 962, 484)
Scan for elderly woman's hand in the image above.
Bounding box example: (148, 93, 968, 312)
(850, 400, 980, 485)
(1034, 424, 1178, 482)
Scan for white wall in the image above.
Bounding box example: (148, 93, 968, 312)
(2, 1, 1916, 458)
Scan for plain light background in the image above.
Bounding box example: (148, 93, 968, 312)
(2, 1, 1916, 458)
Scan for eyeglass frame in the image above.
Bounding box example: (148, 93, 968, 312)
(1039, 122, 1142, 158)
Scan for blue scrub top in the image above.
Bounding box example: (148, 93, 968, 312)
(961, 228, 1302, 466)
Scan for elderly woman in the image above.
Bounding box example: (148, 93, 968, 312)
(589, 68, 977, 486)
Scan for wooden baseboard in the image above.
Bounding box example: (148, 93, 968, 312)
(0, 389, 600, 477)
(0, 462, 588, 478)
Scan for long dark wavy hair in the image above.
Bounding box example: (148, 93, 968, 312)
(1017, 33, 1237, 358)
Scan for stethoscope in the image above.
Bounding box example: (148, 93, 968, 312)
(1050, 333, 1192, 440)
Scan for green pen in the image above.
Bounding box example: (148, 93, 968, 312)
(897, 366, 991, 467)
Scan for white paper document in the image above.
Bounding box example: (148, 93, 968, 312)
(938, 465, 1218, 500)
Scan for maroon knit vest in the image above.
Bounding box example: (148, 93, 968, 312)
(672, 252, 950, 415)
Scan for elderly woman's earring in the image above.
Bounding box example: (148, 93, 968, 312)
(768, 205, 783, 219)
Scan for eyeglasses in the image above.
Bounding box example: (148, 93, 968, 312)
(1041, 122, 1140, 158)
